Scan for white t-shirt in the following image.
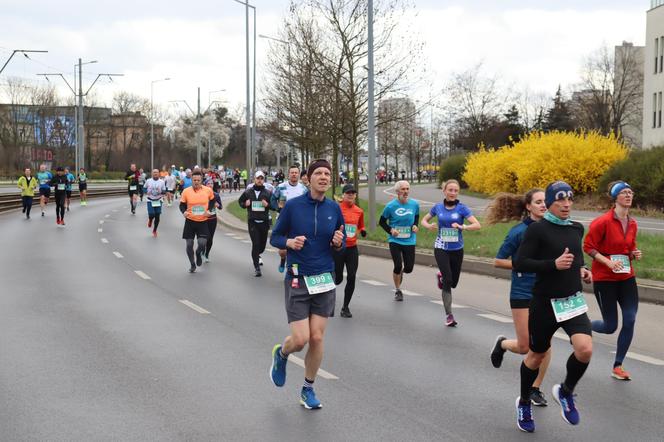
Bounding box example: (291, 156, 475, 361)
(275, 181, 307, 201)
(164, 175, 176, 190)
(145, 178, 166, 200)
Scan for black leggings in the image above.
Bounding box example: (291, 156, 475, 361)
(248, 220, 269, 268)
(205, 217, 218, 257)
(434, 248, 464, 292)
(389, 242, 415, 274)
(55, 193, 66, 220)
(334, 246, 359, 308)
(22, 196, 33, 216)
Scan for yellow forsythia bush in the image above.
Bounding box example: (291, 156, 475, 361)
(462, 131, 628, 194)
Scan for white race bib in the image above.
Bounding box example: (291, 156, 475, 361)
(150, 200, 162, 208)
(251, 201, 265, 212)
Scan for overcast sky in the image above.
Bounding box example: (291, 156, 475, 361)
(0, 0, 649, 118)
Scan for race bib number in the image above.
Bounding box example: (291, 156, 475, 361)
(439, 227, 459, 242)
(550, 292, 588, 323)
(346, 224, 357, 238)
(80, 177, 86, 182)
(395, 226, 411, 239)
(129, 185, 137, 191)
(57, 184, 66, 191)
(40, 179, 47, 185)
(167, 188, 174, 192)
(304, 273, 335, 295)
(251, 201, 265, 212)
(610, 254, 631, 274)
(192, 206, 205, 215)
(150, 200, 161, 208)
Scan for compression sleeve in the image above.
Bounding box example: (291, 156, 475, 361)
(414, 214, 420, 226)
(179, 202, 187, 214)
(379, 216, 391, 234)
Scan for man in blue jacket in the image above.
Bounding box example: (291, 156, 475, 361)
(269, 159, 345, 410)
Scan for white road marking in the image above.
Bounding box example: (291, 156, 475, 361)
(241, 240, 252, 244)
(113, 251, 124, 258)
(101, 238, 109, 244)
(179, 299, 211, 314)
(134, 270, 151, 280)
(98, 228, 103, 233)
(611, 351, 664, 366)
(224, 233, 236, 236)
(288, 355, 339, 380)
(429, 300, 469, 308)
(112, 209, 118, 212)
(477, 313, 513, 323)
(105, 214, 110, 218)
(99, 220, 104, 224)
(361, 279, 387, 286)
(403, 290, 425, 297)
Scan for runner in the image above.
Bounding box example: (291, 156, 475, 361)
(379, 180, 420, 302)
(513, 181, 593, 433)
(138, 168, 147, 202)
(420, 179, 481, 326)
(182, 169, 193, 190)
(164, 170, 176, 206)
(36, 164, 52, 217)
(125, 164, 140, 214)
(204, 181, 223, 262)
(64, 167, 75, 211)
(179, 171, 215, 273)
(487, 189, 551, 406)
(49, 167, 69, 225)
(240, 168, 248, 189)
(334, 184, 366, 318)
(271, 165, 308, 273)
(239, 171, 272, 276)
(583, 180, 641, 381)
(300, 170, 309, 188)
(17, 168, 37, 219)
(269, 159, 345, 410)
(233, 169, 241, 191)
(144, 169, 166, 237)
(77, 168, 88, 206)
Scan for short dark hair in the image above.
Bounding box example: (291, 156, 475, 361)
(192, 171, 203, 177)
(288, 165, 300, 171)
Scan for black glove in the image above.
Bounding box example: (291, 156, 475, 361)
(360, 230, 367, 238)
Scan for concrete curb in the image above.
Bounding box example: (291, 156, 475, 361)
(218, 213, 664, 306)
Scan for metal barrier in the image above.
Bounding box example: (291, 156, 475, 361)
(0, 187, 128, 213)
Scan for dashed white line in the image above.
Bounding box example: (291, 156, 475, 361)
(361, 279, 387, 286)
(477, 313, 513, 323)
(112, 209, 118, 213)
(105, 214, 110, 218)
(402, 290, 425, 297)
(113, 251, 124, 259)
(288, 355, 339, 380)
(611, 351, 664, 366)
(98, 228, 103, 233)
(134, 270, 151, 280)
(429, 300, 469, 308)
(179, 299, 210, 314)
(241, 240, 252, 244)
(100, 238, 109, 244)
(99, 220, 104, 225)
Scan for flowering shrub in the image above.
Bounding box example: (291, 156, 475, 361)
(462, 131, 628, 194)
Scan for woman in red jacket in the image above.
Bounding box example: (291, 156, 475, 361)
(583, 181, 642, 381)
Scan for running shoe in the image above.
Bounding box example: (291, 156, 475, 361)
(148, 219, 153, 228)
(42, 211, 45, 217)
(516, 397, 535, 433)
(340, 307, 352, 318)
(152, 230, 158, 238)
(394, 289, 403, 302)
(60, 220, 65, 226)
(445, 314, 457, 327)
(278, 258, 286, 273)
(552, 384, 579, 425)
(255, 267, 262, 277)
(436, 271, 443, 290)
(300, 387, 322, 410)
(611, 366, 631, 380)
(204, 254, 210, 263)
(530, 387, 548, 406)
(259, 256, 264, 266)
(270, 344, 287, 387)
(189, 265, 196, 273)
(56, 218, 61, 225)
(490, 335, 507, 368)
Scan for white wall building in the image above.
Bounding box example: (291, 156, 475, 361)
(642, 0, 664, 148)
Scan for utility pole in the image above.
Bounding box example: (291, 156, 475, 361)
(196, 87, 202, 167)
(367, 0, 377, 230)
(234, 0, 256, 175)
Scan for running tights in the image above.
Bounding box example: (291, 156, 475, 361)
(248, 220, 269, 268)
(55, 194, 65, 220)
(22, 196, 33, 217)
(334, 246, 359, 308)
(434, 248, 464, 314)
(149, 213, 161, 232)
(206, 217, 218, 257)
(186, 238, 207, 266)
(592, 278, 638, 366)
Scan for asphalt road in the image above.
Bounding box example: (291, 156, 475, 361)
(1, 196, 663, 441)
(360, 183, 664, 235)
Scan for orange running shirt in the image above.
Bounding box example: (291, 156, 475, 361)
(181, 186, 214, 222)
(339, 201, 365, 248)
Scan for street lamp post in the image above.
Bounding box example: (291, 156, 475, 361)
(233, 0, 256, 175)
(151, 77, 170, 171)
(367, 0, 377, 230)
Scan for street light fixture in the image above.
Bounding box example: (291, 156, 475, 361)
(0, 49, 48, 75)
(151, 77, 171, 170)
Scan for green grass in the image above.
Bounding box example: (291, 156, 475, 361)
(225, 191, 664, 281)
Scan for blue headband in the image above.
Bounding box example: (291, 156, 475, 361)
(545, 181, 573, 208)
(610, 181, 631, 199)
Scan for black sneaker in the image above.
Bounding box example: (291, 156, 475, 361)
(41, 211, 45, 217)
(340, 307, 352, 318)
(196, 250, 203, 267)
(491, 335, 507, 368)
(255, 267, 262, 277)
(394, 289, 403, 302)
(189, 265, 196, 273)
(530, 387, 548, 407)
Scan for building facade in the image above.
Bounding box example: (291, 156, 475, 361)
(642, 0, 664, 148)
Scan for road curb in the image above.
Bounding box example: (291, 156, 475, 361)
(218, 213, 664, 305)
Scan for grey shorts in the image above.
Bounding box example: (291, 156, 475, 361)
(284, 277, 336, 323)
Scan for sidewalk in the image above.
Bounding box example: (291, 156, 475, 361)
(217, 210, 664, 305)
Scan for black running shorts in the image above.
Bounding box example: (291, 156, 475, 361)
(528, 295, 592, 353)
(182, 219, 210, 239)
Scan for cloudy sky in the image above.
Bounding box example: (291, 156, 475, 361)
(0, 0, 650, 118)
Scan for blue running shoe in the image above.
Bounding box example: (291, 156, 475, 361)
(552, 384, 579, 425)
(516, 397, 535, 433)
(300, 387, 322, 410)
(270, 344, 287, 387)
(278, 264, 285, 273)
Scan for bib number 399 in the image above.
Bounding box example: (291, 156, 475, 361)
(304, 272, 335, 295)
